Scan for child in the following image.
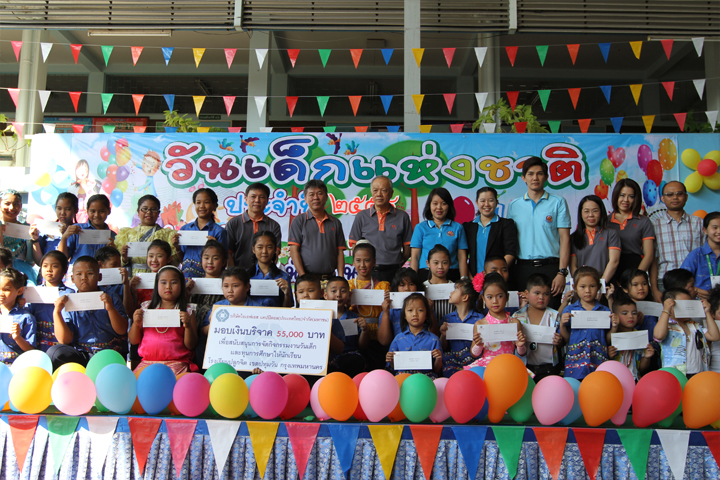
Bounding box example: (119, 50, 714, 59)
(129, 265, 198, 374)
(58, 194, 116, 264)
(440, 277, 483, 377)
(2, 189, 39, 285)
(205, 267, 262, 329)
(513, 274, 563, 381)
(708, 285, 720, 373)
(130, 240, 172, 309)
(0, 268, 36, 364)
(620, 269, 656, 339)
(326, 276, 369, 377)
(178, 188, 228, 279)
(423, 245, 456, 322)
(654, 288, 720, 377)
(386, 293, 442, 378)
(349, 242, 390, 321)
(482, 256, 522, 314)
(559, 266, 612, 380)
(663, 268, 697, 299)
(378, 267, 425, 345)
(294, 274, 346, 357)
(466, 273, 526, 369)
(96, 246, 133, 316)
(29, 251, 75, 353)
(247, 231, 292, 307)
(189, 240, 229, 327)
(681, 211, 720, 300)
(0, 247, 12, 270)
(50, 256, 128, 369)
(32, 192, 79, 264)
(607, 292, 655, 380)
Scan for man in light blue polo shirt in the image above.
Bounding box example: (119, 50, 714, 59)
(507, 156, 571, 308)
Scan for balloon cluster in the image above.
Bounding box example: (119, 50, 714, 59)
(681, 149, 720, 193)
(98, 138, 132, 207)
(28, 159, 73, 206)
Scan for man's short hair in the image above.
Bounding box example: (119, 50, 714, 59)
(522, 156, 548, 177)
(245, 182, 270, 197)
(304, 179, 328, 195)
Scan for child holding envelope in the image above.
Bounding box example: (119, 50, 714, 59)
(0, 268, 36, 364)
(607, 292, 656, 380)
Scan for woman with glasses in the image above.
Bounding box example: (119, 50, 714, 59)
(115, 195, 180, 276)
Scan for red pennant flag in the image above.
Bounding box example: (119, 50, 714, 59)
(662, 81, 675, 100)
(287, 49, 300, 67)
(290, 127, 304, 133)
(506, 91, 519, 111)
(286, 96, 299, 117)
(9, 416, 39, 473)
(573, 428, 606, 480)
(533, 428, 568, 480)
(505, 46, 518, 66)
(703, 432, 720, 467)
(69, 91, 81, 113)
(350, 49, 363, 68)
(228, 127, 243, 133)
(11, 41, 22, 61)
(349, 95, 362, 116)
(443, 48, 456, 67)
(286, 423, 320, 480)
(133, 126, 146, 133)
(661, 39, 674, 59)
(674, 112, 687, 131)
(409, 426, 443, 480)
(515, 121, 527, 133)
(450, 123, 464, 133)
(443, 93, 456, 114)
(132, 94, 144, 115)
(223, 96, 236, 117)
(7, 88, 20, 108)
(568, 88, 581, 109)
(128, 418, 162, 475)
(567, 44, 580, 64)
(131, 46, 143, 66)
(166, 420, 197, 478)
(355, 126, 368, 132)
(578, 118, 591, 133)
(224, 48, 237, 68)
(70, 44, 82, 64)
(72, 124, 84, 133)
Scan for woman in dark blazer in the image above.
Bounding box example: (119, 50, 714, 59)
(463, 187, 518, 276)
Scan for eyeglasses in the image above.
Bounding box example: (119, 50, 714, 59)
(139, 207, 160, 213)
(662, 192, 686, 198)
(695, 330, 705, 350)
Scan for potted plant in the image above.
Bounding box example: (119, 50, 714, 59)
(163, 110, 200, 133)
(472, 98, 548, 133)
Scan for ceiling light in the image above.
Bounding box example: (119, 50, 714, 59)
(88, 29, 172, 37)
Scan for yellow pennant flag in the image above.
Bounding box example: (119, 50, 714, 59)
(197, 127, 210, 133)
(412, 48, 424, 67)
(193, 96, 206, 117)
(193, 48, 206, 68)
(642, 115, 655, 133)
(247, 422, 279, 479)
(630, 84, 643, 105)
(368, 425, 404, 479)
(412, 94, 425, 114)
(419, 125, 432, 133)
(629, 41, 642, 59)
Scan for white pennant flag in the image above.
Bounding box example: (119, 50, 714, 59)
(260, 127, 273, 133)
(474, 47, 488, 68)
(483, 122, 496, 133)
(692, 37, 704, 57)
(694, 79, 706, 99)
(206, 420, 241, 475)
(706, 111, 718, 130)
(475, 92, 488, 112)
(657, 430, 690, 480)
(255, 48, 268, 69)
(38, 90, 51, 112)
(43, 123, 56, 133)
(40, 43, 53, 62)
(85, 417, 118, 477)
(254, 96, 267, 116)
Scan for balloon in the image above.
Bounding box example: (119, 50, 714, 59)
(249, 372, 288, 420)
(310, 378, 330, 421)
(399, 374, 437, 423)
(656, 367, 688, 427)
(52, 168, 72, 189)
(698, 158, 719, 177)
(106, 139, 116, 153)
(131, 365, 146, 414)
(683, 371, 720, 428)
(8, 366, 52, 414)
(559, 378, 582, 425)
(137, 363, 176, 415)
(658, 139, 677, 170)
(637, 144, 653, 172)
(243, 375, 258, 418)
(52, 362, 85, 382)
(358, 369, 400, 423)
(172, 373, 210, 417)
(600, 158, 615, 186)
(388, 373, 410, 422)
(116, 180, 128, 193)
(444, 370, 486, 424)
(646, 160, 663, 186)
(97, 163, 108, 179)
(106, 164, 118, 183)
(107, 154, 117, 166)
(100, 145, 110, 161)
(101, 177, 116, 195)
(642, 180, 658, 207)
(484, 354, 528, 423)
(36, 173, 51, 187)
(11, 350, 52, 375)
(507, 375, 535, 423)
(607, 145, 626, 168)
(208, 373, 249, 419)
(117, 148, 132, 167)
(616, 170, 628, 182)
(318, 372, 358, 421)
(280, 374, 310, 420)
(110, 188, 124, 208)
(116, 165, 130, 182)
(453, 196, 475, 224)
(705, 172, 720, 190)
(429, 378, 450, 423)
(578, 371, 623, 427)
(532, 375, 574, 425)
(596, 360, 635, 425)
(594, 180, 608, 200)
(204, 363, 237, 383)
(351, 372, 368, 421)
(685, 171, 704, 194)
(469, 366, 490, 421)
(52, 371, 96, 416)
(94, 364, 137, 414)
(631, 371, 682, 428)
(86, 349, 125, 381)
(0, 364, 12, 407)
(682, 148, 702, 169)
(168, 372, 188, 416)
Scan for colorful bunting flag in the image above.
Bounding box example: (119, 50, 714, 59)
(72, 124, 84, 134)
(9, 415, 39, 473)
(228, 127, 243, 133)
(100, 93, 113, 114)
(693, 37, 705, 57)
(7, 88, 19, 108)
(317, 96, 329, 116)
(450, 123, 464, 133)
(102, 125, 115, 133)
(193, 48, 205, 68)
(537, 90, 550, 111)
(475, 92, 488, 112)
(11, 122, 24, 138)
(513, 121, 526, 133)
(505, 46, 518, 66)
(224, 49, 237, 68)
(206, 420, 241, 475)
(630, 84, 643, 105)
(255, 96, 267, 116)
(443, 48, 455, 67)
(223, 96, 236, 117)
(578, 119, 591, 133)
(598, 43, 611, 62)
(11, 41, 22, 61)
(409, 426, 442, 480)
(41, 42, 53, 62)
(319, 49, 331, 68)
(419, 125, 432, 133)
(85, 417, 118, 476)
(380, 95, 393, 114)
(164, 94, 175, 112)
(132, 94, 144, 115)
(70, 44, 82, 64)
(256, 48, 268, 69)
(662, 81, 675, 100)
(610, 117, 623, 133)
(443, 93, 456, 114)
(381, 48, 394, 65)
(47, 416, 80, 475)
(38, 90, 51, 112)
(286, 423, 320, 480)
(703, 432, 720, 466)
(259, 127, 273, 133)
(657, 430, 690, 480)
(327, 424, 360, 477)
(574, 428, 606, 480)
(706, 110, 718, 129)
(355, 126, 368, 132)
(484, 122, 496, 133)
(674, 112, 687, 131)
(166, 419, 197, 478)
(506, 91, 519, 111)
(387, 125, 400, 132)
(291, 127, 304, 133)
(134, 126, 147, 133)
(629, 41, 642, 59)
(287, 49, 300, 67)
(475, 47, 488, 67)
(131, 46, 143, 66)
(412, 48, 424, 67)
(411, 94, 424, 114)
(536, 45, 549, 66)
(642, 115, 655, 133)
(323, 126, 337, 133)
(286, 96, 299, 117)
(492, 426, 525, 479)
(44, 123, 56, 133)
(568, 88, 581, 109)
(247, 422, 279, 480)
(69, 92, 81, 113)
(599, 85, 612, 104)
(548, 120, 561, 133)
(661, 39, 674, 59)
(532, 428, 567, 480)
(452, 426, 487, 480)
(618, 429, 652, 480)
(567, 44, 580, 64)
(694, 79, 706, 98)
(161, 47, 173, 65)
(350, 49, 363, 68)
(349, 96, 362, 116)
(369, 425, 404, 480)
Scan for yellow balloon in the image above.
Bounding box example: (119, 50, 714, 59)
(9, 366, 52, 414)
(704, 150, 720, 165)
(685, 171, 704, 194)
(36, 173, 51, 187)
(681, 149, 702, 170)
(704, 172, 720, 190)
(209, 373, 248, 419)
(52, 362, 86, 382)
(616, 170, 628, 181)
(116, 148, 132, 167)
(116, 180, 128, 193)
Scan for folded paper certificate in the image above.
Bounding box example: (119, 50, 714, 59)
(0, 315, 12, 333)
(250, 279, 279, 296)
(476, 323, 518, 343)
(445, 323, 474, 341)
(425, 283, 455, 301)
(393, 351, 433, 370)
(23, 286, 60, 304)
(522, 324, 556, 344)
(136, 273, 156, 290)
(98, 268, 123, 286)
(3, 223, 32, 240)
(611, 331, 649, 351)
(572, 311, 611, 329)
(127, 242, 152, 257)
(299, 299, 338, 319)
(192, 278, 223, 295)
(143, 309, 181, 328)
(350, 289, 385, 306)
(35, 219, 63, 237)
(78, 229, 111, 245)
(390, 291, 425, 309)
(178, 231, 209, 246)
(340, 318, 359, 336)
(673, 300, 706, 318)
(507, 291, 521, 309)
(65, 292, 104, 312)
(636, 301, 664, 318)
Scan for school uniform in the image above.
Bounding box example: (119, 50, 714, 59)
(680, 241, 720, 291)
(179, 219, 228, 279)
(441, 309, 483, 377)
(328, 310, 367, 377)
(288, 211, 346, 277)
(248, 264, 292, 307)
(562, 300, 611, 380)
(0, 305, 36, 365)
(65, 222, 116, 262)
(29, 283, 75, 352)
(379, 308, 404, 338)
(388, 328, 441, 378)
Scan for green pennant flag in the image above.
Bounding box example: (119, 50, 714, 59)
(317, 96, 329, 116)
(536, 45, 549, 66)
(101, 45, 114, 66)
(323, 126, 337, 132)
(47, 416, 80, 474)
(548, 120, 561, 133)
(537, 90, 551, 111)
(618, 429, 652, 480)
(318, 49, 331, 68)
(101, 93, 113, 114)
(492, 426, 525, 479)
(103, 125, 116, 133)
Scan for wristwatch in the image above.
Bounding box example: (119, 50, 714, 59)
(558, 268, 569, 277)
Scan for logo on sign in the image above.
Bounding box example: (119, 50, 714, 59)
(216, 308, 230, 322)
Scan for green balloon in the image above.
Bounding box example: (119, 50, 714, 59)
(97, 162, 108, 178)
(656, 367, 687, 427)
(85, 349, 126, 412)
(399, 374, 437, 422)
(108, 154, 117, 166)
(508, 375, 535, 423)
(600, 158, 615, 186)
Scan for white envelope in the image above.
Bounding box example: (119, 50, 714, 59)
(23, 286, 60, 304)
(390, 291, 425, 309)
(572, 311, 611, 329)
(393, 351, 433, 370)
(142, 309, 180, 328)
(0, 315, 12, 333)
(250, 279, 279, 296)
(98, 268, 123, 286)
(522, 324, 556, 344)
(35, 219, 63, 237)
(673, 300, 705, 318)
(611, 331, 649, 351)
(445, 323, 474, 341)
(476, 323, 518, 343)
(425, 283, 455, 301)
(712, 276, 720, 288)
(136, 273, 156, 290)
(192, 278, 223, 295)
(507, 291, 520, 309)
(340, 318, 359, 336)
(128, 242, 152, 257)
(636, 301, 664, 318)
(78, 229, 111, 245)
(299, 299, 338, 319)
(3, 223, 32, 240)
(350, 289, 385, 306)
(600, 279, 607, 294)
(178, 231, 209, 246)
(65, 292, 104, 312)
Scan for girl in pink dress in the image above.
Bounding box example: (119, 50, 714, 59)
(465, 272, 526, 369)
(129, 265, 198, 374)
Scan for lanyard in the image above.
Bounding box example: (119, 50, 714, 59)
(705, 254, 720, 277)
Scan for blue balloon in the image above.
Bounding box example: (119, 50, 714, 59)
(110, 188, 123, 207)
(95, 364, 137, 414)
(643, 180, 658, 207)
(244, 375, 259, 418)
(0, 364, 12, 406)
(137, 364, 176, 415)
(559, 377, 583, 425)
(106, 139, 115, 153)
(659, 181, 668, 203)
(469, 366, 489, 421)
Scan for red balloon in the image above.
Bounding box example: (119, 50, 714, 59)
(106, 164, 118, 183)
(595, 181, 609, 199)
(352, 372, 368, 421)
(698, 158, 719, 177)
(632, 371, 682, 428)
(100, 146, 110, 162)
(453, 196, 475, 224)
(444, 370, 486, 424)
(101, 177, 116, 194)
(646, 160, 663, 187)
(279, 374, 310, 420)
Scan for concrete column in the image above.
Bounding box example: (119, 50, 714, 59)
(403, 0, 421, 132)
(478, 33, 500, 120)
(247, 31, 271, 132)
(15, 30, 48, 167)
(705, 42, 720, 116)
(86, 72, 105, 115)
(457, 76, 475, 121)
(270, 74, 288, 122)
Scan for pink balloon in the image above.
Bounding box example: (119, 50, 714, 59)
(596, 361, 635, 425)
(249, 372, 288, 420)
(51, 371, 96, 416)
(531, 375, 574, 425)
(358, 369, 400, 422)
(429, 378, 450, 423)
(310, 378, 330, 421)
(637, 144, 653, 172)
(172, 373, 210, 417)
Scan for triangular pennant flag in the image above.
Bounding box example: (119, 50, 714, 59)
(368, 425, 404, 480)
(287, 49, 300, 67)
(443, 93, 456, 114)
(610, 117, 623, 133)
(9, 416, 39, 473)
(355, 126, 368, 132)
(71, 44, 82, 64)
(630, 84, 643, 105)
(409, 426, 442, 480)
(600, 85, 612, 103)
(568, 88, 581, 109)
(567, 44, 580, 64)
(533, 428, 567, 480)
(162, 47, 173, 66)
(286, 423, 320, 480)
(642, 115, 655, 133)
(291, 127, 304, 133)
(412, 48, 424, 67)
(492, 426, 525, 479)
(323, 126, 336, 133)
(128, 418, 162, 475)
(484, 122, 496, 133)
(132, 94, 144, 115)
(102, 125, 115, 133)
(706, 110, 719, 129)
(349, 95, 362, 116)
(247, 422, 279, 480)
(452, 426, 487, 480)
(505, 46, 518, 66)
(133, 126, 147, 133)
(44, 123, 57, 133)
(674, 112, 687, 131)
(475, 47, 488, 67)
(223, 96, 236, 117)
(327, 424, 360, 477)
(475, 92, 488, 111)
(101, 45, 114, 66)
(661, 39, 674, 59)
(693, 37, 705, 57)
(443, 48, 455, 67)
(387, 125, 400, 132)
(193, 96, 205, 117)
(256, 48, 268, 69)
(7, 88, 19, 108)
(255, 96, 267, 116)
(657, 430, 690, 480)
(100, 93, 112, 114)
(350, 49, 363, 68)
(381, 48, 394, 65)
(206, 420, 241, 475)
(164, 94, 175, 112)
(316, 96, 329, 116)
(47, 416, 80, 474)
(69, 92, 81, 113)
(131, 46, 143, 66)
(286, 96, 299, 117)
(380, 95, 393, 114)
(72, 124, 84, 134)
(514, 121, 527, 133)
(450, 123, 463, 133)
(598, 43, 611, 62)
(166, 419, 197, 478)
(41, 42, 53, 62)
(662, 81, 675, 100)
(536, 45, 549, 66)
(703, 432, 720, 466)
(11, 122, 24, 138)
(618, 429, 652, 480)
(86, 417, 118, 475)
(193, 48, 205, 68)
(224, 48, 237, 68)
(412, 94, 424, 114)
(11, 41, 22, 61)
(537, 90, 551, 111)
(548, 120, 561, 133)
(694, 79, 706, 98)
(260, 126, 273, 133)
(228, 127, 242, 133)
(506, 91, 519, 111)
(630, 41, 642, 59)
(578, 119, 591, 133)
(419, 125, 432, 133)
(573, 428, 606, 480)
(318, 49, 331, 67)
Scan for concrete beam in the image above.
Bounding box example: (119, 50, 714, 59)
(49, 31, 104, 73)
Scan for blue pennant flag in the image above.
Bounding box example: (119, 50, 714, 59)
(600, 85, 612, 104)
(381, 48, 394, 65)
(164, 94, 175, 112)
(380, 95, 393, 114)
(611, 116, 623, 133)
(452, 426, 487, 479)
(387, 125, 400, 132)
(162, 47, 174, 65)
(598, 43, 611, 63)
(327, 424, 360, 477)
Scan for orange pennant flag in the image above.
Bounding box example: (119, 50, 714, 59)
(443, 93, 456, 114)
(630, 84, 643, 105)
(567, 44, 580, 64)
(568, 88, 581, 109)
(286, 96, 299, 117)
(132, 94, 144, 115)
(505, 46, 518, 66)
(291, 127, 304, 133)
(287, 49, 300, 67)
(193, 48, 205, 68)
(642, 115, 655, 133)
(419, 125, 432, 133)
(368, 425, 404, 480)
(578, 118, 592, 133)
(193, 96, 205, 117)
(412, 94, 425, 114)
(506, 91, 519, 111)
(128, 418, 162, 475)
(355, 126, 368, 132)
(412, 48, 424, 67)
(131, 46, 143, 66)
(533, 428, 568, 480)
(247, 422, 279, 479)
(349, 95, 362, 116)
(443, 48, 455, 67)
(573, 428, 606, 480)
(409, 426, 443, 480)
(9, 416, 38, 474)
(72, 124, 84, 134)
(350, 49, 363, 68)
(630, 41, 642, 59)
(133, 126, 146, 133)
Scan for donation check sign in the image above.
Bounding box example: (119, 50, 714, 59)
(203, 306, 333, 375)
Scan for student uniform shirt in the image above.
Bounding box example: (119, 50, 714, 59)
(65, 222, 116, 262)
(179, 219, 228, 278)
(249, 264, 292, 307)
(29, 283, 75, 352)
(379, 308, 404, 338)
(61, 291, 127, 354)
(387, 329, 441, 367)
(443, 309, 483, 353)
(226, 213, 282, 269)
(202, 297, 262, 327)
(348, 206, 413, 265)
(288, 211, 346, 275)
(680, 241, 720, 291)
(571, 228, 621, 274)
(0, 305, 36, 364)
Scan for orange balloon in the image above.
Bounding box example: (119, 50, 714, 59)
(484, 354, 528, 423)
(131, 365, 147, 415)
(318, 372, 358, 421)
(683, 371, 720, 428)
(579, 371, 623, 426)
(694, 210, 708, 219)
(388, 373, 410, 422)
